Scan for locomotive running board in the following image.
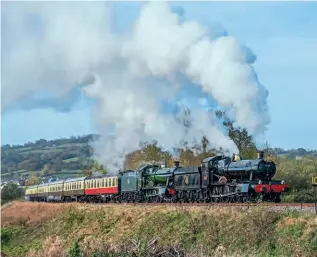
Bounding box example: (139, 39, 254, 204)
(210, 192, 238, 198)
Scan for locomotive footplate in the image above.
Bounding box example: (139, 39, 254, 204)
(210, 191, 238, 198)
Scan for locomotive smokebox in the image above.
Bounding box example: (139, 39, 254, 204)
(257, 151, 264, 159)
(174, 160, 180, 168)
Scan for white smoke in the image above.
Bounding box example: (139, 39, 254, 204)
(2, 1, 270, 172)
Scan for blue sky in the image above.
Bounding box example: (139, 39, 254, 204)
(1, 1, 317, 149)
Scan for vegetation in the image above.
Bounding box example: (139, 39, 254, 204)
(1, 201, 316, 257)
(1, 111, 316, 201)
(1, 183, 24, 205)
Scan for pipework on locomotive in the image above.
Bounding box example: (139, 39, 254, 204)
(25, 151, 289, 204)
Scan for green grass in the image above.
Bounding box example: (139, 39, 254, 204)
(2, 202, 317, 257)
(62, 157, 80, 163)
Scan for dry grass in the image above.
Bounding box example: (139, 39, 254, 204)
(26, 236, 66, 257)
(2, 202, 317, 257)
(1, 201, 68, 227)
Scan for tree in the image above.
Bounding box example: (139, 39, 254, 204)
(201, 136, 209, 153)
(84, 159, 107, 176)
(41, 164, 51, 176)
(215, 110, 257, 158)
(1, 183, 24, 204)
(26, 175, 41, 186)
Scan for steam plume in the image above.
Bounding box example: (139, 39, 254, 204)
(2, 1, 270, 172)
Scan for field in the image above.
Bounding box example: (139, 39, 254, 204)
(1, 201, 316, 257)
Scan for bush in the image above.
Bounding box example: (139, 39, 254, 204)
(1, 183, 24, 204)
(68, 240, 82, 257)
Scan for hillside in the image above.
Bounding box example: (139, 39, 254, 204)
(1, 135, 99, 183)
(1, 201, 316, 257)
(1, 134, 317, 186)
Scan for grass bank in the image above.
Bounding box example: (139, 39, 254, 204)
(1, 201, 316, 257)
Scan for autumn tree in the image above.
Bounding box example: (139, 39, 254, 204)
(25, 175, 42, 186)
(124, 141, 174, 170)
(84, 159, 107, 176)
(215, 110, 257, 158)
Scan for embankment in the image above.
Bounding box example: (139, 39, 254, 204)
(1, 201, 316, 257)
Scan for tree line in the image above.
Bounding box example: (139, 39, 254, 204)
(1, 111, 316, 202)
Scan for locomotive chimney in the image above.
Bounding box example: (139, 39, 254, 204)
(257, 150, 264, 159)
(173, 160, 180, 168)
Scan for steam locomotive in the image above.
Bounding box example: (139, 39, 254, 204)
(25, 151, 289, 203)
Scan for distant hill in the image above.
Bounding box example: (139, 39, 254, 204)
(1, 134, 100, 183)
(1, 134, 316, 183)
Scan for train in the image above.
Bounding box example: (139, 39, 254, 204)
(25, 151, 289, 204)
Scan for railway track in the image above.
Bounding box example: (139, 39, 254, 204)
(94, 202, 316, 208)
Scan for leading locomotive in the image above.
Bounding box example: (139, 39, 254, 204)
(25, 151, 289, 203)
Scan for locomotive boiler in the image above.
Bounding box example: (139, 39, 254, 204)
(203, 151, 276, 182)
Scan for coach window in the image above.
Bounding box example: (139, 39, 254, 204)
(115, 178, 118, 186)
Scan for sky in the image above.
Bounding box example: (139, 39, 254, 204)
(1, 1, 317, 150)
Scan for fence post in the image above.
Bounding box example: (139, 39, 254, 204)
(312, 176, 317, 215)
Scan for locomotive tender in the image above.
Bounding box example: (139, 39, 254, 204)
(25, 151, 289, 203)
